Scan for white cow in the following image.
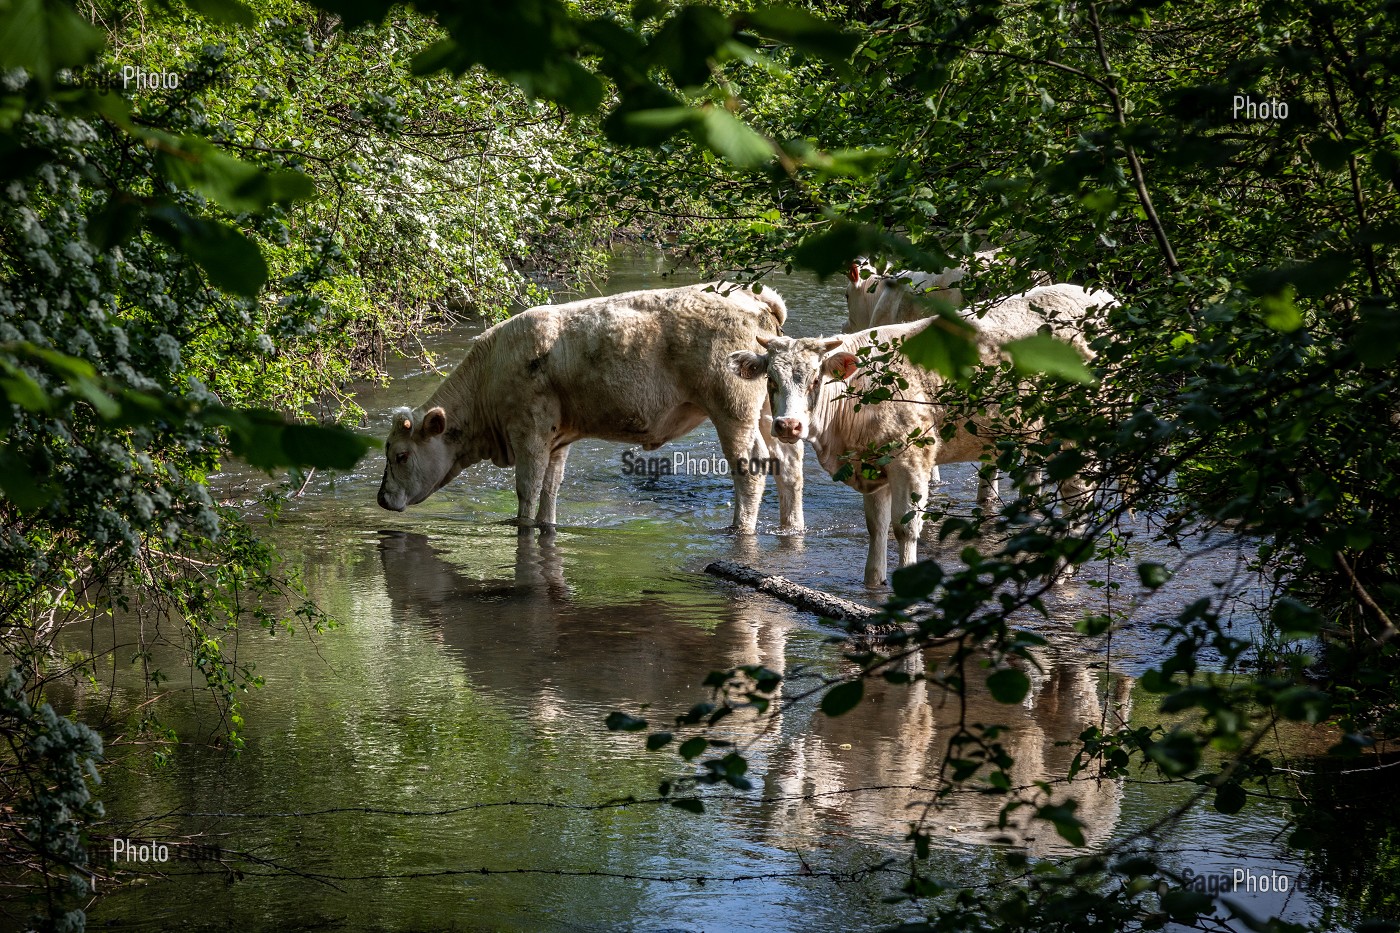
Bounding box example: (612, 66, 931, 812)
(379, 283, 804, 533)
(729, 284, 1116, 585)
(844, 250, 1049, 332)
(846, 252, 1052, 491)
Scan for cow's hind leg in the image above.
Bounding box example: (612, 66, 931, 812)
(537, 443, 571, 528)
(890, 463, 928, 574)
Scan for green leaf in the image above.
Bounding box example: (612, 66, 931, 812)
(1074, 613, 1112, 637)
(1003, 333, 1095, 384)
(1270, 597, 1323, 638)
(820, 679, 863, 717)
(647, 5, 733, 87)
(791, 221, 880, 277)
(1245, 256, 1353, 298)
(678, 736, 708, 759)
(1045, 448, 1087, 482)
(604, 711, 648, 731)
(645, 732, 673, 751)
(1214, 781, 1247, 815)
(1274, 686, 1331, 723)
(614, 105, 701, 146)
(0, 445, 56, 510)
(1114, 855, 1157, 877)
(696, 106, 773, 169)
(150, 134, 315, 213)
(900, 317, 981, 379)
(1035, 802, 1085, 846)
(1137, 561, 1171, 589)
(517, 58, 605, 113)
(0, 0, 105, 89)
(891, 559, 942, 599)
(1354, 302, 1400, 367)
(741, 6, 858, 61)
(181, 0, 256, 25)
(87, 197, 144, 250)
(669, 797, 704, 814)
(986, 668, 1031, 704)
(1259, 286, 1303, 332)
(0, 365, 50, 412)
(1146, 732, 1200, 776)
(147, 208, 268, 296)
(1161, 889, 1213, 923)
(279, 424, 373, 470)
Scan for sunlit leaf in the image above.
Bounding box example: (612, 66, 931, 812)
(696, 106, 773, 168)
(1003, 333, 1095, 384)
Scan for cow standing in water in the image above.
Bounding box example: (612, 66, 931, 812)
(728, 284, 1114, 585)
(378, 284, 804, 534)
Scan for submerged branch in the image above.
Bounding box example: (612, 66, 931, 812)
(704, 560, 881, 627)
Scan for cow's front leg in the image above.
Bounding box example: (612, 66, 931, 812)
(512, 435, 550, 531)
(714, 418, 764, 534)
(863, 484, 892, 586)
(977, 468, 1001, 507)
(759, 398, 804, 533)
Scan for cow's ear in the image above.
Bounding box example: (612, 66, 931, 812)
(726, 350, 768, 381)
(421, 407, 448, 437)
(824, 352, 859, 381)
(847, 262, 860, 284)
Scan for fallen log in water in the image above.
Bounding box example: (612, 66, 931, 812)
(704, 560, 881, 627)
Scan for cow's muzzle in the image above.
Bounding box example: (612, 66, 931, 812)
(377, 475, 407, 512)
(771, 417, 804, 442)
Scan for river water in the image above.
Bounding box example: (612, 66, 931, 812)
(74, 253, 1350, 931)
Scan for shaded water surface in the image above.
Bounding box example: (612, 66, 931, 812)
(76, 254, 1343, 931)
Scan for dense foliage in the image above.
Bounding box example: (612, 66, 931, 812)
(2, 0, 1397, 929)
(0, 0, 603, 925)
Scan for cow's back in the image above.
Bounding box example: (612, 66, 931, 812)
(479, 286, 781, 447)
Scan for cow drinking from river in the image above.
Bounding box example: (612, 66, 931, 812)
(377, 284, 804, 534)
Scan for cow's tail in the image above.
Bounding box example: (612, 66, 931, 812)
(750, 287, 787, 334)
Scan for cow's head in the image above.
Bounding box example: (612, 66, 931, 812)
(377, 406, 460, 511)
(844, 258, 885, 330)
(726, 335, 859, 443)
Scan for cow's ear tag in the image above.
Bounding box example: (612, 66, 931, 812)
(825, 352, 859, 381)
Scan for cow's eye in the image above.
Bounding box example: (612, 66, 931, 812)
(395, 451, 409, 465)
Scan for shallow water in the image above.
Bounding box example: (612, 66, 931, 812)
(74, 253, 1345, 931)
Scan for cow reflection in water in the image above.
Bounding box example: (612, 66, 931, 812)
(377, 531, 1130, 854)
(375, 530, 796, 714)
(766, 652, 1132, 854)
